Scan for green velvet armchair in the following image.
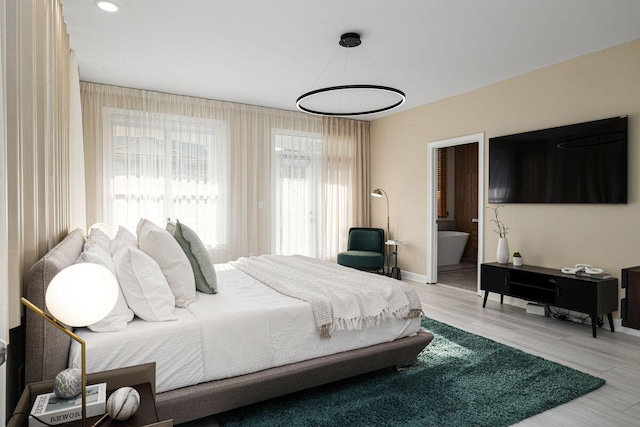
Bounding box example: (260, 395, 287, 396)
(337, 227, 385, 273)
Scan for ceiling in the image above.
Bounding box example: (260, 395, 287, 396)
(60, 0, 640, 121)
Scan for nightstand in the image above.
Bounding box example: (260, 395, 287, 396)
(9, 363, 172, 427)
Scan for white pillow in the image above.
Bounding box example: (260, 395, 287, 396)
(111, 226, 138, 255)
(136, 218, 195, 307)
(86, 227, 111, 252)
(76, 246, 117, 276)
(113, 246, 177, 322)
(75, 246, 134, 332)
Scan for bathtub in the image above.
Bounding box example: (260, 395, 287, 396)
(437, 231, 470, 266)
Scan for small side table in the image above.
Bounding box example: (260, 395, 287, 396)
(385, 240, 405, 280)
(9, 363, 172, 427)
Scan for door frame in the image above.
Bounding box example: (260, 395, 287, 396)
(426, 133, 484, 294)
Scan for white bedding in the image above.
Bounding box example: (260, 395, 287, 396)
(70, 307, 203, 393)
(232, 255, 422, 337)
(71, 263, 422, 393)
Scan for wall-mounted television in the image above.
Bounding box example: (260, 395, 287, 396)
(488, 116, 628, 204)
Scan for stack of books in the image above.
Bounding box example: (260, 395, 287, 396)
(575, 271, 613, 280)
(29, 383, 107, 427)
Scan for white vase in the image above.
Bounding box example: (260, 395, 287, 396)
(497, 237, 509, 264)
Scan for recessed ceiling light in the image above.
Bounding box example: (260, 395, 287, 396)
(94, 1, 120, 12)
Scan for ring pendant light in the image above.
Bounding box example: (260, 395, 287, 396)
(296, 33, 406, 117)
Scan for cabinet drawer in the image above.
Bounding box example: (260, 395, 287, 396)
(481, 265, 509, 294)
(556, 278, 596, 313)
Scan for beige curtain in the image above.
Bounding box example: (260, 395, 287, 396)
(69, 51, 86, 232)
(81, 83, 370, 263)
(5, 0, 71, 328)
(1, 0, 9, 354)
(81, 83, 323, 262)
(320, 117, 370, 261)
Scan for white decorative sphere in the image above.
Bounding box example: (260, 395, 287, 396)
(107, 387, 140, 421)
(53, 368, 82, 398)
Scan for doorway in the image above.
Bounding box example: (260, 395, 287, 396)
(426, 133, 484, 294)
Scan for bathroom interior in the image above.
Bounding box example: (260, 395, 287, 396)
(436, 143, 479, 292)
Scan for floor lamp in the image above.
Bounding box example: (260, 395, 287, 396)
(21, 263, 118, 427)
(371, 188, 391, 273)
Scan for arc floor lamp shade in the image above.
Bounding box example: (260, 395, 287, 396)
(371, 188, 390, 241)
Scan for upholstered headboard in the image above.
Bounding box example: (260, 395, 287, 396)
(25, 228, 86, 384)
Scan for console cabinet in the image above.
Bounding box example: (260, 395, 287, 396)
(481, 262, 619, 338)
(621, 266, 640, 330)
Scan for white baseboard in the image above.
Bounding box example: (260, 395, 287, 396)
(401, 270, 427, 284)
(402, 270, 482, 295)
(614, 319, 640, 337)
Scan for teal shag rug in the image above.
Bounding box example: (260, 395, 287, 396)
(217, 318, 605, 427)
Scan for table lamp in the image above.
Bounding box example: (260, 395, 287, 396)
(21, 263, 119, 427)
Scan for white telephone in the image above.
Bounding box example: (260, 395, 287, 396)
(561, 263, 604, 275)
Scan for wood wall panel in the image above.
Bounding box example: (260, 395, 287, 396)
(454, 143, 478, 261)
(622, 267, 640, 330)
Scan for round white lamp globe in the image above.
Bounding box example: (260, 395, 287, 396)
(46, 263, 118, 327)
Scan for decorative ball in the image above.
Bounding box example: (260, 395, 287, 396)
(107, 387, 140, 421)
(53, 368, 82, 399)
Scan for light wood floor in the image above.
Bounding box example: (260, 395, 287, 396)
(410, 280, 640, 426)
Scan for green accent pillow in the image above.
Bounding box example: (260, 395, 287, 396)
(167, 220, 217, 294)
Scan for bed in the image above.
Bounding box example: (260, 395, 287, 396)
(25, 228, 434, 424)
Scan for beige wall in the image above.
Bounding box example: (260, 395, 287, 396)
(370, 39, 640, 303)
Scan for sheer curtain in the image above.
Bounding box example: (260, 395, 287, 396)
(69, 51, 86, 232)
(272, 120, 370, 260)
(82, 82, 369, 263)
(274, 131, 323, 257)
(1, 2, 8, 388)
(103, 109, 228, 249)
(320, 117, 370, 261)
(5, 0, 71, 329)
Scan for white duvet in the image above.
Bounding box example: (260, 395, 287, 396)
(70, 263, 422, 393)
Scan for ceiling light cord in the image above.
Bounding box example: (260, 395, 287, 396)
(360, 44, 392, 82)
(308, 46, 342, 92)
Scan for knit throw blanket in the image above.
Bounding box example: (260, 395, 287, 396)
(231, 255, 423, 338)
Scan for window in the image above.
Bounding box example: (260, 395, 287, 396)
(437, 148, 448, 218)
(105, 110, 229, 249)
(274, 131, 323, 257)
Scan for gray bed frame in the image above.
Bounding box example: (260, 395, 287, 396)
(25, 229, 434, 424)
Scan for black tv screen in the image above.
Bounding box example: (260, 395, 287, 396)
(488, 116, 628, 204)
